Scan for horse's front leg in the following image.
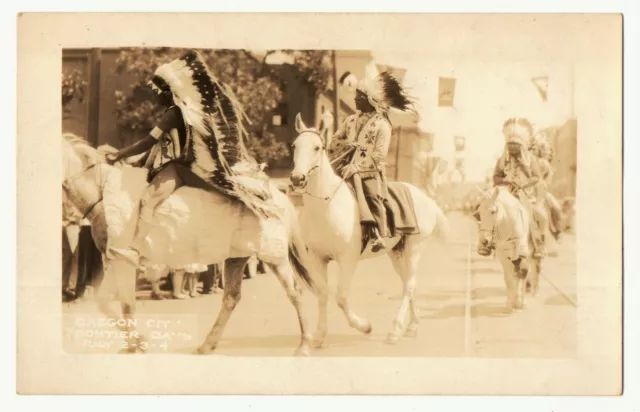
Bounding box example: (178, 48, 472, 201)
(112, 257, 146, 353)
(195, 257, 248, 355)
(499, 254, 516, 314)
(95, 257, 143, 353)
(267, 261, 312, 356)
(529, 256, 542, 297)
(335, 255, 372, 335)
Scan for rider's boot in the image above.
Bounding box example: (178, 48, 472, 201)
(370, 226, 387, 253)
(111, 217, 150, 266)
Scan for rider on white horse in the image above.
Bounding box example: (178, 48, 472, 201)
(493, 117, 546, 260)
(326, 63, 415, 252)
(106, 50, 277, 261)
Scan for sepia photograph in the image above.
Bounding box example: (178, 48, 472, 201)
(60, 46, 578, 357)
(17, 12, 623, 395)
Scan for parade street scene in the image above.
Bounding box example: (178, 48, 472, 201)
(61, 47, 577, 357)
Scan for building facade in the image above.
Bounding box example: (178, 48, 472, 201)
(62, 48, 428, 187)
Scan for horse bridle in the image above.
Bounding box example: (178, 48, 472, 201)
(62, 163, 104, 221)
(291, 130, 349, 202)
(477, 199, 524, 259)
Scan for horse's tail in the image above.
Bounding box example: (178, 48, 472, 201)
(288, 240, 314, 290)
(279, 188, 315, 291)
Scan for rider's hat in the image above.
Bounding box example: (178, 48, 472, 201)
(357, 61, 416, 114)
(502, 117, 533, 147)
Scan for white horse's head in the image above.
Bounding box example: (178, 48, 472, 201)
(473, 186, 503, 255)
(61, 133, 104, 225)
(289, 113, 330, 190)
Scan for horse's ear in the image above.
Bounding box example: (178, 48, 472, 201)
(295, 113, 307, 134)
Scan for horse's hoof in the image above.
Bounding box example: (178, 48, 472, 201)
(404, 327, 418, 338)
(361, 322, 373, 335)
(194, 345, 214, 355)
(310, 339, 327, 349)
(294, 347, 310, 357)
(385, 333, 400, 345)
(151, 292, 166, 301)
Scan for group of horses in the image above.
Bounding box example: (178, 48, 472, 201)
(62, 112, 560, 356)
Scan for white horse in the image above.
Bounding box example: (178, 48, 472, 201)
(474, 185, 543, 311)
(62, 133, 314, 356)
(289, 115, 450, 346)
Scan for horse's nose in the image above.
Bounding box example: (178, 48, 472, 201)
(290, 172, 306, 187)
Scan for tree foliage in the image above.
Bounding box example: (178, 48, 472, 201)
(61, 68, 87, 113)
(113, 48, 332, 165)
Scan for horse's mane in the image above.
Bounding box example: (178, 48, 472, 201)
(63, 132, 91, 147)
(62, 133, 103, 165)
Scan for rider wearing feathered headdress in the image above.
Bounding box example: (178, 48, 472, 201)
(493, 117, 546, 258)
(327, 62, 416, 252)
(106, 50, 277, 260)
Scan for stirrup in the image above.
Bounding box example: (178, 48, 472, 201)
(371, 237, 386, 253)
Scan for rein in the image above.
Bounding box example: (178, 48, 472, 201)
(479, 198, 521, 256)
(294, 130, 353, 203)
(62, 162, 104, 221)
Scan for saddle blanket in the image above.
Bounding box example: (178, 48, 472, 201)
(356, 181, 420, 254)
(385, 182, 420, 237)
(101, 165, 289, 270)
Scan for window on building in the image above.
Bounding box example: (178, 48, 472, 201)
(272, 102, 289, 127)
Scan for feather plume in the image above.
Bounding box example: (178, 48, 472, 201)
(357, 61, 415, 114)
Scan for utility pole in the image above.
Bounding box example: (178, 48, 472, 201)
(88, 48, 102, 147)
(332, 50, 340, 133)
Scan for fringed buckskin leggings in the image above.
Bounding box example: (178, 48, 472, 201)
(361, 175, 389, 238)
(139, 162, 212, 224)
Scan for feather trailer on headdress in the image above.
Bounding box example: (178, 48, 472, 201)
(357, 61, 416, 114)
(154, 50, 279, 220)
(530, 130, 554, 160)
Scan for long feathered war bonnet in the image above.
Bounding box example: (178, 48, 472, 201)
(357, 61, 416, 114)
(502, 117, 534, 147)
(151, 50, 279, 219)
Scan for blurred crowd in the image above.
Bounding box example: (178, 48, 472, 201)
(62, 222, 266, 303)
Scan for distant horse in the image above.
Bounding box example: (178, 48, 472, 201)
(289, 114, 450, 346)
(474, 186, 544, 311)
(62, 133, 314, 356)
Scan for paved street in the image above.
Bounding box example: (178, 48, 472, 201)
(62, 212, 577, 358)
